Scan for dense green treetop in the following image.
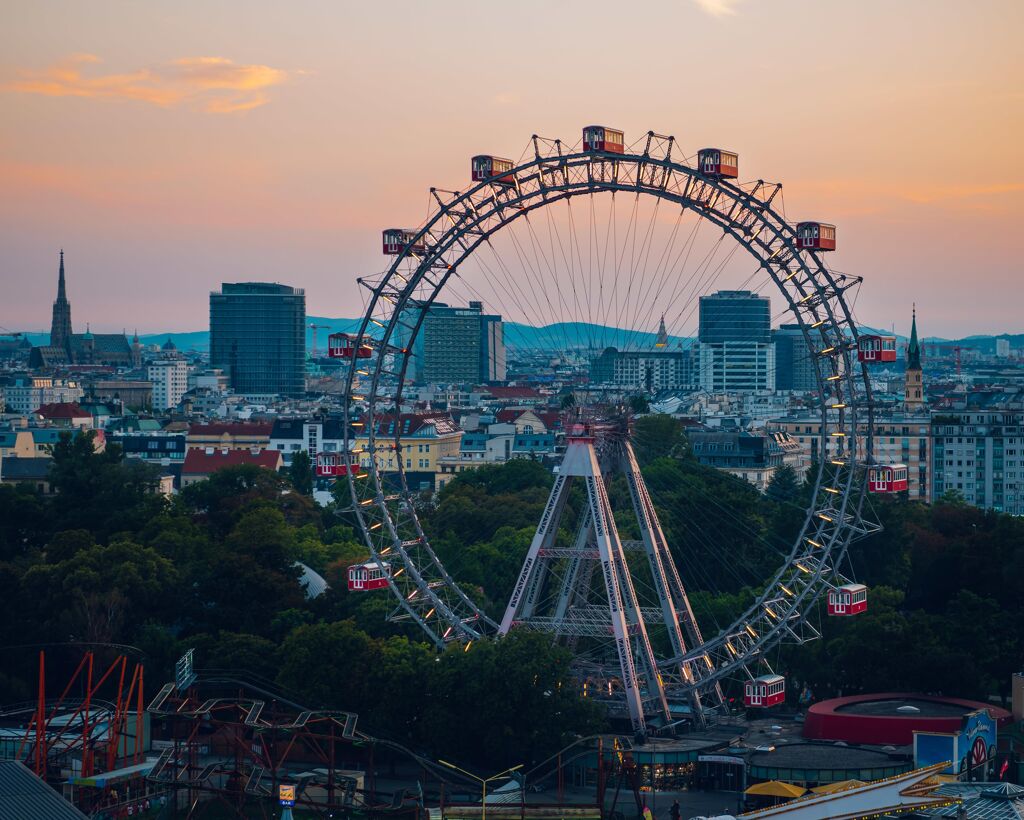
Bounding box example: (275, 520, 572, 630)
(1, 423, 1021, 767)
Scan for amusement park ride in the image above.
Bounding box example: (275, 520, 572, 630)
(332, 125, 908, 737)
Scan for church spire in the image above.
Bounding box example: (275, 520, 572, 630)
(907, 303, 921, 371)
(50, 249, 73, 350)
(654, 314, 668, 348)
(904, 303, 925, 412)
(57, 249, 66, 300)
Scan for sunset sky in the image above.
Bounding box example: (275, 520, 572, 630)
(2, 0, 1021, 339)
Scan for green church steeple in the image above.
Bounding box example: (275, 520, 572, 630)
(907, 303, 921, 370)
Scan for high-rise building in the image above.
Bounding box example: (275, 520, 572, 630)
(209, 283, 305, 397)
(479, 305, 506, 382)
(419, 301, 505, 385)
(904, 305, 925, 411)
(589, 346, 695, 393)
(698, 290, 774, 392)
(772, 324, 817, 392)
(932, 409, 1024, 515)
(148, 359, 189, 410)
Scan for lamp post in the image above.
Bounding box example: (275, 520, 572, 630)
(438, 760, 524, 820)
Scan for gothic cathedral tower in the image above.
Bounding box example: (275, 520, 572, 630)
(50, 250, 73, 350)
(904, 304, 925, 411)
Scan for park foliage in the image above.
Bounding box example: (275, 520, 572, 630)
(1, 416, 1021, 768)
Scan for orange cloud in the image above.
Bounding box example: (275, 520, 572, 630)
(3, 53, 290, 113)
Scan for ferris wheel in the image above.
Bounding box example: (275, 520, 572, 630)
(339, 126, 879, 733)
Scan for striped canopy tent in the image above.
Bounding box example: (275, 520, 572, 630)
(745, 781, 807, 799)
(810, 779, 867, 794)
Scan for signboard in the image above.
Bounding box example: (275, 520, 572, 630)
(913, 709, 997, 776)
(697, 755, 745, 766)
(279, 784, 296, 807)
(959, 709, 996, 775)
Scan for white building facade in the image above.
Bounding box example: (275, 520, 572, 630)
(1, 377, 84, 415)
(932, 410, 1024, 514)
(148, 359, 190, 411)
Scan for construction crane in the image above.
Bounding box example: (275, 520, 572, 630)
(308, 323, 330, 359)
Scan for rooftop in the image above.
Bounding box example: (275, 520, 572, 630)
(188, 421, 273, 437)
(0, 457, 53, 481)
(0, 760, 88, 819)
(182, 447, 281, 474)
(835, 697, 974, 718)
(746, 741, 906, 769)
(35, 402, 88, 419)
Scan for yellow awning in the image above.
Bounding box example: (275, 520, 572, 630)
(811, 779, 866, 794)
(745, 781, 807, 798)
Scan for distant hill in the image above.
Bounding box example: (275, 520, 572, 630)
(504, 321, 691, 351)
(14, 321, 1020, 355)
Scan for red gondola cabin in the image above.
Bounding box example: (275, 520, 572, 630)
(828, 583, 868, 616)
(796, 222, 837, 251)
(697, 148, 739, 179)
(347, 561, 390, 592)
(327, 332, 371, 359)
(382, 228, 426, 256)
(471, 155, 516, 186)
(868, 464, 908, 493)
(744, 675, 786, 708)
(316, 451, 355, 478)
(583, 126, 625, 154)
(858, 335, 898, 363)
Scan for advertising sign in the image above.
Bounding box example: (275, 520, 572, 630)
(959, 709, 996, 775)
(279, 784, 296, 807)
(913, 709, 997, 776)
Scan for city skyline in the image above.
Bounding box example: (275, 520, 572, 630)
(16, 251, 1021, 347)
(2, 0, 1022, 337)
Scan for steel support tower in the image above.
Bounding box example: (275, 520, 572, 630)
(499, 420, 717, 736)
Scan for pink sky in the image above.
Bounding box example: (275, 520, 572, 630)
(1, 0, 1021, 338)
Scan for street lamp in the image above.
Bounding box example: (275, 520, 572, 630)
(438, 760, 524, 820)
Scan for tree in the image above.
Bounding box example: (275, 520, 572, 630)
(180, 464, 317, 536)
(21, 537, 178, 644)
(47, 430, 165, 539)
(632, 414, 685, 464)
(629, 394, 650, 414)
(289, 450, 313, 495)
(276, 620, 376, 710)
(419, 631, 605, 769)
(192, 509, 305, 636)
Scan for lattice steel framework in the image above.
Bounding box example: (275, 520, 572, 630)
(342, 130, 878, 729)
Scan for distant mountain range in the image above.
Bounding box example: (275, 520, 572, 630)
(15, 320, 1023, 355)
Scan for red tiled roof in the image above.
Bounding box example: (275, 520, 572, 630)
(480, 386, 542, 399)
(188, 422, 273, 437)
(494, 408, 563, 430)
(35, 402, 88, 419)
(371, 412, 460, 437)
(534, 411, 562, 429)
(182, 447, 282, 475)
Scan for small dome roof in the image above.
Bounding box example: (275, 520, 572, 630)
(162, 337, 177, 350)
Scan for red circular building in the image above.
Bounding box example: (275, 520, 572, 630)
(803, 693, 1013, 746)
